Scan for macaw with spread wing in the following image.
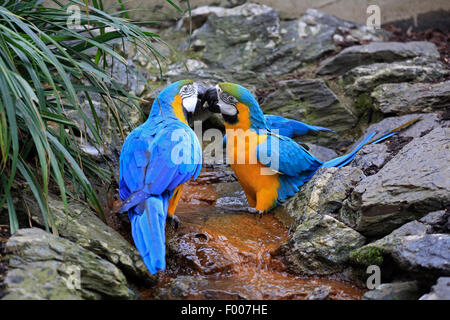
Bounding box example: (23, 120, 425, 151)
(204, 82, 411, 214)
(118, 80, 204, 274)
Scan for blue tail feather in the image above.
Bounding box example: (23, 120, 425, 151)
(129, 195, 168, 274)
(323, 132, 377, 168)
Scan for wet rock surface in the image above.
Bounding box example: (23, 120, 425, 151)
(180, 4, 388, 78)
(343, 57, 449, 95)
(23, 193, 153, 283)
(350, 210, 450, 278)
(278, 214, 366, 276)
(317, 41, 440, 75)
(420, 277, 450, 300)
(341, 127, 450, 237)
(372, 81, 450, 115)
(362, 281, 422, 300)
(274, 167, 366, 227)
(261, 79, 357, 148)
(2, 228, 135, 300)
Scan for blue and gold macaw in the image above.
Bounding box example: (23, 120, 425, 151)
(205, 82, 403, 214)
(118, 80, 203, 274)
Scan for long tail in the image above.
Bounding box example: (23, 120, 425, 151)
(323, 116, 422, 168)
(323, 132, 377, 168)
(129, 195, 168, 274)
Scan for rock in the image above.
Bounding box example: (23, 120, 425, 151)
(166, 231, 235, 275)
(350, 216, 450, 277)
(350, 143, 390, 176)
(166, 59, 208, 77)
(362, 281, 421, 300)
(155, 276, 204, 300)
(392, 234, 450, 275)
(349, 220, 432, 267)
(272, 9, 388, 75)
(176, 6, 226, 31)
(105, 58, 152, 97)
(67, 92, 143, 160)
(306, 285, 332, 300)
(278, 214, 366, 275)
(343, 57, 449, 95)
(351, 113, 446, 150)
(305, 143, 338, 162)
(180, 3, 281, 73)
(419, 210, 450, 233)
(181, 5, 388, 77)
(274, 167, 365, 228)
(2, 228, 135, 300)
(420, 277, 450, 300)
(317, 41, 440, 75)
(341, 127, 450, 237)
(261, 79, 358, 148)
(214, 182, 249, 211)
(163, 66, 265, 91)
(24, 194, 153, 283)
(372, 81, 450, 115)
(155, 275, 248, 300)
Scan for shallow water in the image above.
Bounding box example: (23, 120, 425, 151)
(139, 172, 365, 300)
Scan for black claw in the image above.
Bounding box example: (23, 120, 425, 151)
(166, 214, 181, 229)
(258, 210, 263, 220)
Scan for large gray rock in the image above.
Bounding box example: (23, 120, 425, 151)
(392, 234, 450, 274)
(180, 3, 281, 73)
(181, 5, 387, 77)
(317, 41, 440, 75)
(274, 167, 366, 228)
(261, 79, 358, 148)
(372, 81, 450, 115)
(419, 210, 450, 234)
(349, 220, 431, 266)
(350, 213, 450, 277)
(343, 57, 449, 95)
(362, 281, 421, 300)
(420, 277, 450, 300)
(278, 214, 366, 275)
(341, 127, 450, 237)
(25, 194, 153, 283)
(2, 228, 135, 300)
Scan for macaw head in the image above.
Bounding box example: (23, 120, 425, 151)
(203, 82, 266, 130)
(149, 79, 207, 125)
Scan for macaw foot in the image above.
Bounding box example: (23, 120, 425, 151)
(166, 214, 181, 229)
(247, 207, 264, 219)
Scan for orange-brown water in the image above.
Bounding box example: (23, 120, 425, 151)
(139, 176, 365, 300)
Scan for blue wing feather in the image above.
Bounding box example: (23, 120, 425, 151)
(256, 131, 322, 204)
(264, 115, 336, 137)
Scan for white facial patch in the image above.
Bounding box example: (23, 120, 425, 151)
(180, 83, 198, 113)
(216, 85, 237, 116)
(182, 95, 197, 113)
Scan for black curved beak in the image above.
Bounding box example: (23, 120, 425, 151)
(203, 86, 220, 113)
(195, 84, 207, 112)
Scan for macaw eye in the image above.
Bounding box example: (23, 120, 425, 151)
(180, 84, 195, 98)
(219, 92, 237, 106)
